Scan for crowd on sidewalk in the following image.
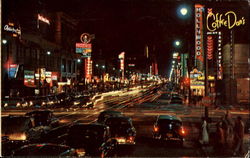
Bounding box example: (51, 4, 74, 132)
(198, 111, 247, 157)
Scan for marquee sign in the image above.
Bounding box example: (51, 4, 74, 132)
(206, 9, 246, 32)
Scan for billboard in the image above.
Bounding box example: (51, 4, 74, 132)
(76, 43, 92, 58)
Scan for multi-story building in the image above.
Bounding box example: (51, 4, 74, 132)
(2, 0, 78, 97)
(222, 44, 249, 105)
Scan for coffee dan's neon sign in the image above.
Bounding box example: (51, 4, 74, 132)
(206, 10, 245, 32)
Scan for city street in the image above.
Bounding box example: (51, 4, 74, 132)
(2, 86, 249, 157)
(1, 0, 249, 157)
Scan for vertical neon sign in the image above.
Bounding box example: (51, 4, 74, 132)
(195, 4, 205, 72)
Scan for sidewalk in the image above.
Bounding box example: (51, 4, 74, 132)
(202, 133, 250, 157)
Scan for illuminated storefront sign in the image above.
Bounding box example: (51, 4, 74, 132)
(195, 4, 204, 71)
(38, 14, 50, 25)
(76, 43, 92, 58)
(217, 32, 223, 80)
(197, 75, 215, 81)
(24, 70, 35, 87)
(9, 64, 19, 78)
(4, 23, 21, 36)
(51, 72, 58, 80)
(35, 68, 46, 80)
(206, 10, 245, 32)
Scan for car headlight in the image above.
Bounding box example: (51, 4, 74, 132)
(22, 102, 28, 107)
(16, 102, 21, 107)
(29, 101, 33, 106)
(42, 102, 46, 105)
(4, 103, 8, 107)
(116, 137, 126, 143)
(74, 101, 80, 105)
(8, 133, 27, 140)
(75, 148, 86, 157)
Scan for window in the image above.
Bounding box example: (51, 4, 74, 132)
(73, 61, 76, 73)
(62, 59, 66, 72)
(68, 60, 72, 73)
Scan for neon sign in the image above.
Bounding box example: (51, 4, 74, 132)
(4, 24, 21, 35)
(207, 35, 213, 60)
(195, 4, 204, 69)
(38, 14, 50, 25)
(217, 32, 223, 80)
(206, 10, 245, 32)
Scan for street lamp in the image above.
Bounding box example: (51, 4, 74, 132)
(47, 51, 51, 55)
(177, 5, 191, 20)
(174, 40, 181, 47)
(77, 59, 81, 63)
(2, 39, 7, 44)
(180, 8, 188, 16)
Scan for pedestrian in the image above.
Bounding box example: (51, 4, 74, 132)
(199, 117, 209, 144)
(233, 116, 245, 156)
(223, 111, 233, 147)
(199, 117, 209, 156)
(215, 117, 225, 155)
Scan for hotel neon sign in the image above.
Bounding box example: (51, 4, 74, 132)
(206, 10, 245, 32)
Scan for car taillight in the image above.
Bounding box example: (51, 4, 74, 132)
(129, 136, 134, 141)
(154, 125, 159, 132)
(180, 127, 186, 136)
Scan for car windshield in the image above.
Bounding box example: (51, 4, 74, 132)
(106, 118, 132, 128)
(69, 125, 104, 140)
(2, 116, 33, 135)
(158, 119, 182, 130)
(26, 111, 52, 126)
(6, 98, 23, 102)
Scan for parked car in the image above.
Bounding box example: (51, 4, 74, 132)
(97, 110, 123, 124)
(32, 96, 49, 108)
(104, 116, 136, 145)
(65, 123, 117, 157)
(2, 97, 28, 109)
(152, 115, 185, 145)
(56, 93, 72, 107)
(25, 110, 59, 127)
(46, 95, 60, 107)
(40, 125, 69, 144)
(12, 143, 79, 156)
(1, 115, 34, 156)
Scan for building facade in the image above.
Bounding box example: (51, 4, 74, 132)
(2, 0, 78, 97)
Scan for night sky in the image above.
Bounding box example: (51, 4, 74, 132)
(46, 0, 197, 76)
(4, 0, 249, 76)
